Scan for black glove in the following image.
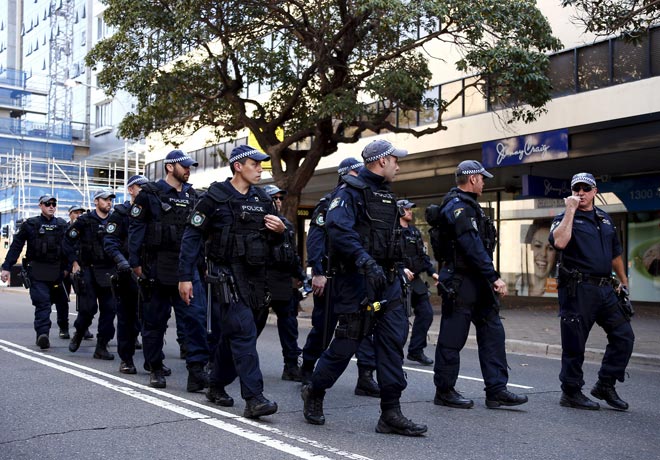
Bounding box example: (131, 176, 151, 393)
(113, 255, 130, 272)
(364, 259, 386, 296)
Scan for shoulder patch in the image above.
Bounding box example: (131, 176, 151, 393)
(315, 213, 325, 226)
(471, 217, 478, 231)
(67, 228, 79, 239)
(106, 223, 117, 234)
(190, 211, 206, 227)
(130, 205, 142, 217)
(453, 207, 464, 218)
(550, 220, 561, 232)
(328, 197, 343, 211)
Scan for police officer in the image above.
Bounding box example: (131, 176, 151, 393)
(65, 204, 94, 341)
(179, 145, 281, 419)
(431, 160, 527, 409)
(302, 139, 427, 436)
(398, 199, 438, 366)
(65, 190, 117, 360)
(549, 172, 634, 411)
(128, 150, 209, 390)
(301, 158, 380, 398)
(259, 184, 305, 382)
(104, 175, 149, 374)
(1, 195, 70, 348)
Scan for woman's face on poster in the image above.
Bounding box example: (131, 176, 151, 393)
(531, 226, 556, 279)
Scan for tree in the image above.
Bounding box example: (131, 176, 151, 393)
(87, 0, 561, 220)
(562, 0, 660, 41)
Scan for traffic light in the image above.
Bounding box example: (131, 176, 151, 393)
(1, 225, 8, 238)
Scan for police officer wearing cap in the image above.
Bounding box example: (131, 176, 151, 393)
(550, 172, 634, 411)
(398, 199, 438, 366)
(431, 160, 527, 410)
(104, 175, 149, 375)
(1, 195, 70, 348)
(179, 144, 282, 419)
(65, 189, 118, 359)
(259, 184, 306, 381)
(301, 157, 380, 397)
(128, 149, 209, 390)
(302, 139, 427, 436)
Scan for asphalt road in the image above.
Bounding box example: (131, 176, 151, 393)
(1, 289, 659, 460)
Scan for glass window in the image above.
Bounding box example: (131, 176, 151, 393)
(463, 76, 487, 116)
(419, 86, 439, 126)
(577, 41, 610, 91)
(441, 79, 463, 120)
(95, 101, 111, 128)
(549, 50, 576, 97)
(613, 36, 649, 83)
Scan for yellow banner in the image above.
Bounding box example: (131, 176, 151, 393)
(248, 127, 284, 171)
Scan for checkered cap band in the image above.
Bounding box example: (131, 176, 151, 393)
(127, 175, 148, 187)
(364, 145, 396, 163)
(337, 162, 363, 175)
(571, 173, 597, 188)
(231, 147, 263, 162)
(164, 154, 194, 164)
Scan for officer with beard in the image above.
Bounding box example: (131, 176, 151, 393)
(65, 190, 117, 360)
(179, 145, 282, 419)
(1, 195, 69, 348)
(128, 150, 209, 390)
(302, 140, 427, 436)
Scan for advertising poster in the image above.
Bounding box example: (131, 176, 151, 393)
(628, 216, 660, 302)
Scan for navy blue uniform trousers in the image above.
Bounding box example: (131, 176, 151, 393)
(73, 270, 116, 343)
(558, 282, 634, 390)
(255, 295, 301, 365)
(29, 279, 69, 336)
(407, 291, 434, 355)
(114, 271, 140, 363)
(302, 291, 376, 370)
(433, 275, 508, 398)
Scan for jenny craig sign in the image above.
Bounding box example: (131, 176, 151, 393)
(482, 129, 569, 168)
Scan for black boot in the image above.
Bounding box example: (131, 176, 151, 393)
(591, 380, 629, 411)
(36, 334, 50, 350)
(406, 351, 433, 366)
(560, 390, 600, 410)
(119, 360, 137, 374)
(187, 362, 209, 392)
(206, 385, 234, 407)
(59, 328, 70, 339)
(83, 328, 94, 340)
(301, 385, 325, 425)
(282, 362, 303, 382)
(69, 330, 83, 352)
(376, 408, 427, 436)
(93, 340, 115, 360)
(244, 394, 278, 419)
(144, 362, 172, 376)
(355, 368, 380, 397)
(434, 388, 474, 409)
(486, 389, 528, 408)
(149, 369, 166, 388)
(179, 343, 188, 359)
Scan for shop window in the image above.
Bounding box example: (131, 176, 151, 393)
(613, 36, 649, 83)
(577, 41, 610, 91)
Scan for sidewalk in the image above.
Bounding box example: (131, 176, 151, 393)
(293, 296, 660, 368)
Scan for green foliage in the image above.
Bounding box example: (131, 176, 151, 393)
(87, 0, 561, 209)
(562, 0, 660, 42)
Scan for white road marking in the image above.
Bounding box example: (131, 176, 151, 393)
(0, 339, 373, 460)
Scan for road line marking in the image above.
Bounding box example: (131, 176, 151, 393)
(348, 357, 533, 390)
(0, 340, 373, 460)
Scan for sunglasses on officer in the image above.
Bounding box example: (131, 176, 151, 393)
(272, 195, 285, 201)
(42, 201, 57, 208)
(571, 184, 593, 193)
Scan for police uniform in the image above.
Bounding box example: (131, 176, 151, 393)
(302, 140, 426, 436)
(431, 160, 527, 409)
(128, 176, 209, 389)
(104, 200, 141, 373)
(64, 208, 117, 357)
(179, 169, 279, 418)
(1, 208, 69, 347)
(549, 172, 634, 411)
(256, 191, 304, 381)
(399, 215, 435, 364)
(301, 190, 378, 392)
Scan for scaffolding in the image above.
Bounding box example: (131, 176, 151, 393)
(0, 149, 142, 223)
(47, 0, 74, 139)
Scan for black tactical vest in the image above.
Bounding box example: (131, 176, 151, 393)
(336, 175, 401, 267)
(78, 213, 113, 267)
(204, 181, 275, 310)
(401, 226, 427, 274)
(25, 216, 67, 263)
